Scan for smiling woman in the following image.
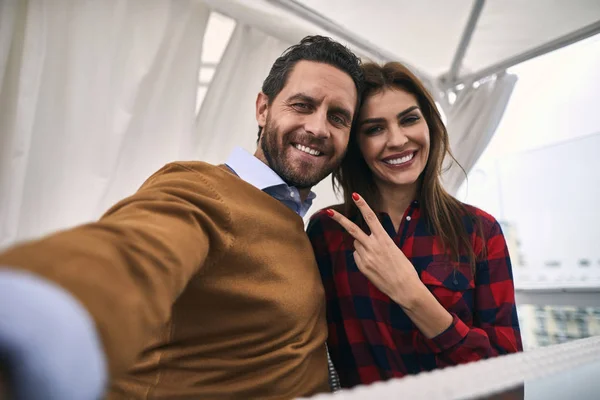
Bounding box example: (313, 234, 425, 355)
(358, 91, 430, 190)
(331, 62, 479, 267)
(307, 61, 523, 388)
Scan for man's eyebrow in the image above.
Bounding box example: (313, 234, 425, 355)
(286, 93, 317, 104)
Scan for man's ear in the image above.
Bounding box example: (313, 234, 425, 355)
(256, 92, 269, 128)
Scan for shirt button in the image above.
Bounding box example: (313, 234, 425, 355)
(406, 216, 412, 221)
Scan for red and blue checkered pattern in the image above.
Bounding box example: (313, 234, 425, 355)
(307, 200, 523, 388)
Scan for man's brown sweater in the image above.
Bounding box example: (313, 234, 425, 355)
(0, 162, 330, 399)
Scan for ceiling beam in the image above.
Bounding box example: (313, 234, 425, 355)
(446, 0, 486, 85)
(458, 19, 600, 87)
(265, 0, 433, 83)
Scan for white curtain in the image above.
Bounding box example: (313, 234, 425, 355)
(194, 23, 292, 164)
(0, 0, 210, 248)
(441, 72, 518, 194)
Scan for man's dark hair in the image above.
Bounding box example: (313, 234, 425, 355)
(257, 35, 364, 140)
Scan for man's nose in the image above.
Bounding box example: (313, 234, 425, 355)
(304, 110, 329, 139)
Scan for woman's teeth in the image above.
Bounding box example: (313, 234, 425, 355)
(384, 152, 414, 165)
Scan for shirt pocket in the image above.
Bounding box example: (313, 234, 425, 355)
(420, 261, 475, 324)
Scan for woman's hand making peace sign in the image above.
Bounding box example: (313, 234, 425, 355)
(326, 193, 423, 310)
(326, 192, 454, 338)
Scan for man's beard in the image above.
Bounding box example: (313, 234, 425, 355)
(260, 118, 343, 189)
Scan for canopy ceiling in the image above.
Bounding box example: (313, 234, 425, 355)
(207, 0, 600, 87)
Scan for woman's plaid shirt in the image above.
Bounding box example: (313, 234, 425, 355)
(307, 200, 523, 388)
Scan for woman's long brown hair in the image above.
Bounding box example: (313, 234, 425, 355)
(332, 62, 483, 271)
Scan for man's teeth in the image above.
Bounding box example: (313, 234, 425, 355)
(294, 144, 321, 156)
(384, 152, 414, 165)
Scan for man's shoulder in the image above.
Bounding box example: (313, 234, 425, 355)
(146, 161, 235, 184)
(135, 161, 243, 201)
(161, 160, 227, 174)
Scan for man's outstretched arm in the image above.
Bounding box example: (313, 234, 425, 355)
(0, 163, 233, 399)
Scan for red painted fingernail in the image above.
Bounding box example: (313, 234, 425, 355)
(326, 209, 334, 217)
(352, 193, 360, 201)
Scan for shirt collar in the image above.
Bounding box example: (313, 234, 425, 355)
(224, 147, 316, 201)
(225, 147, 286, 191)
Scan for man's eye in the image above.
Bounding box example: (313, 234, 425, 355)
(330, 115, 345, 125)
(293, 103, 309, 110)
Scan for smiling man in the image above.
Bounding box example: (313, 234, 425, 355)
(255, 60, 356, 197)
(0, 36, 363, 399)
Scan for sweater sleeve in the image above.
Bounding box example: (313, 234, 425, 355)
(0, 162, 233, 379)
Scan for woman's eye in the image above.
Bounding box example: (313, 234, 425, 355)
(402, 115, 420, 125)
(364, 126, 383, 135)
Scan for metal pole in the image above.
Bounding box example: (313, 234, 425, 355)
(446, 0, 486, 85)
(459, 19, 600, 87)
(264, 0, 432, 83)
